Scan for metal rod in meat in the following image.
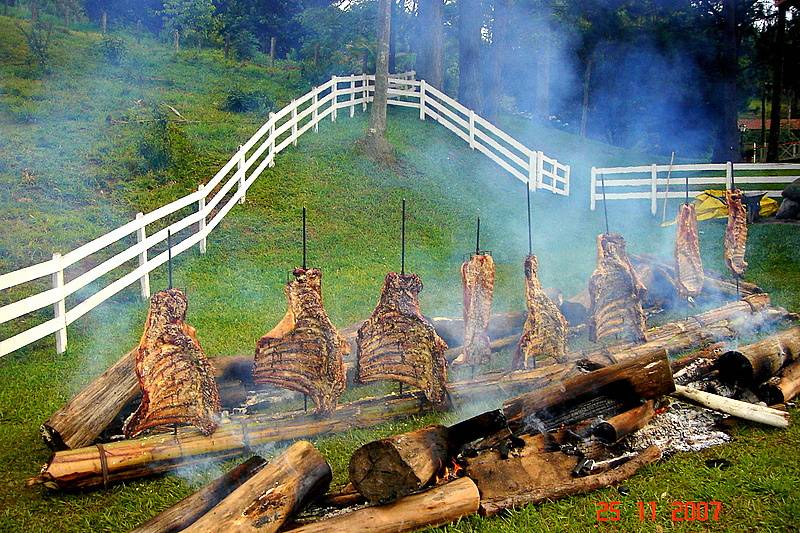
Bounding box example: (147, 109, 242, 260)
(455, 254, 495, 366)
(124, 289, 221, 438)
(356, 273, 449, 407)
(253, 268, 348, 416)
(512, 255, 568, 369)
(587, 233, 647, 343)
(674, 203, 704, 298)
(724, 188, 748, 278)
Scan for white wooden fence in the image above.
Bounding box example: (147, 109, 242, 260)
(0, 72, 569, 359)
(590, 162, 800, 215)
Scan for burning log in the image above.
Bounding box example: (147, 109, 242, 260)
(717, 326, 800, 384)
(286, 477, 480, 533)
(594, 400, 656, 444)
(183, 441, 331, 533)
(348, 411, 506, 503)
(673, 385, 790, 428)
(503, 349, 675, 435)
(131, 456, 267, 533)
(758, 359, 800, 405)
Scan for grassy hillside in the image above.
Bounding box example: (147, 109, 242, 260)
(1, 15, 799, 532)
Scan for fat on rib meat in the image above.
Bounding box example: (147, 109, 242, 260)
(588, 233, 648, 343)
(724, 188, 748, 278)
(674, 203, 704, 298)
(356, 272, 449, 406)
(454, 253, 495, 366)
(252, 268, 348, 415)
(123, 289, 221, 438)
(512, 255, 568, 370)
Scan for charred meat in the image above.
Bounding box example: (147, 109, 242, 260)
(588, 233, 648, 343)
(455, 253, 495, 366)
(124, 289, 221, 438)
(674, 203, 704, 298)
(724, 188, 748, 278)
(512, 255, 569, 369)
(356, 273, 449, 406)
(253, 268, 348, 415)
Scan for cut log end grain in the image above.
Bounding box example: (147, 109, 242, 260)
(717, 326, 800, 384)
(758, 359, 800, 405)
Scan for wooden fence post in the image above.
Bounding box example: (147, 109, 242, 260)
(536, 151, 545, 190)
(238, 145, 246, 204)
(419, 80, 426, 120)
(564, 165, 571, 196)
(590, 167, 597, 211)
(528, 151, 538, 192)
(469, 110, 476, 150)
(726, 161, 733, 190)
(291, 100, 298, 146)
(350, 78, 355, 118)
(197, 185, 207, 255)
(312, 89, 318, 133)
(650, 164, 658, 215)
(51, 253, 67, 354)
(331, 76, 337, 122)
(136, 212, 152, 298)
(362, 74, 368, 111)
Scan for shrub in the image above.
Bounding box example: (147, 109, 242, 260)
(231, 30, 259, 62)
(99, 36, 126, 66)
(17, 22, 53, 72)
(137, 108, 195, 179)
(220, 86, 275, 113)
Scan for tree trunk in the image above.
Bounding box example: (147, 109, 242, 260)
(767, 3, 787, 162)
(579, 55, 593, 137)
(761, 85, 767, 160)
(758, 358, 800, 405)
(417, 0, 443, 88)
(101, 10, 107, 34)
(183, 441, 331, 533)
(458, 0, 483, 111)
(714, 0, 740, 162)
(224, 33, 230, 59)
(131, 456, 267, 533)
(673, 385, 790, 427)
(389, 0, 397, 74)
(365, 0, 393, 159)
(593, 400, 656, 444)
(270, 36, 276, 65)
(717, 326, 800, 384)
(483, 0, 509, 121)
(286, 477, 480, 533)
(174, 30, 180, 52)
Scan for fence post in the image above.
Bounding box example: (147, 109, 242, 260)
(238, 145, 246, 204)
(469, 110, 476, 149)
(725, 161, 733, 190)
(312, 90, 318, 133)
(564, 165, 571, 197)
(528, 151, 538, 191)
(51, 253, 67, 354)
(291, 100, 298, 146)
(590, 167, 597, 211)
(197, 185, 207, 255)
(362, 74, 368, 111)
(135, 213, 152, 298)
(536, 150, 545, 191)
(419, 80, 426, 120)
(650, 164, 658, 215)
(269, 113, 276, 166)
(331, 76, 337, 122)
(350, 78, 355, 118)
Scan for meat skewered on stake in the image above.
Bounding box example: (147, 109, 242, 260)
(724, 188, 748, 281)
(674, 203, 704, 299)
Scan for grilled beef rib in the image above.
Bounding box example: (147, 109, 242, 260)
(674, 203, 704, 298)
(724, 188, 748, 278)
(454, 253, 495, 366)
(253, 268, 348, 415)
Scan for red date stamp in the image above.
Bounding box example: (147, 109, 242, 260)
(596, 501, 722, 522)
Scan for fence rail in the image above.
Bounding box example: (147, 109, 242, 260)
(590, 162, 800, 214)
(0, 71, 569, 359)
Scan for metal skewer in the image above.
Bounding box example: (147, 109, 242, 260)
(475, 216, 481, 255)
(526, 181, 533, 255)
(399, 199, 406, 395)
(302, 206, 307, 270)
(600, 171, 610, 235)
(167, 229, 173, 289)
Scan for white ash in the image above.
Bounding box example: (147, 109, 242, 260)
(623, 401, 730, 455)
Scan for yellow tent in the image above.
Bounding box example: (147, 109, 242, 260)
(693, 190, 778, 221)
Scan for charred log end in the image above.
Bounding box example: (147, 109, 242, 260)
(593, 422, 617, 444)
(717, 350, 755, 384)
(757, 380, 785, 406)
(39, 423, 67, 452)
(348, 441, 423, 503)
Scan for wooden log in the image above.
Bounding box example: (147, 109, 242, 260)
(183, 441, 331, 533)
(758, 359, 800, 405)
(630, 253, 762, 297)
(594, 400, 656, 443)
(131, 456, 267, 533)
(503, 350, 675, 435)
(286, 477, 480, 533)
(673, 385, 790, 428)
(429, 312, 525, 348)
(717, 326, 800, 384)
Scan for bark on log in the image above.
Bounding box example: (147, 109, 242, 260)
(183, 441, 331, 533)
(131, 456, 267, 533)
(594, 400, 656, 443)
(673, 385, 790, 428)
(286, 477, 480, 533)
(503, 350, 675, 435)
(758, 359, 800, 405)
(717, 326, 800, 384)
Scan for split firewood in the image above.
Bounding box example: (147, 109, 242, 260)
(286, 477, 480, 533)
(183, 441, 331, 533)
(758, 359, 800, 405)
(131, 456, 266, 533)
(673, 385, 790, 428)
(594, 400, 656, 443)
(717, 326, 800, 384)
(455, 253, 495, 366)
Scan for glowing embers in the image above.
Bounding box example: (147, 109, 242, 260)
(253, 268, 348, 416)
(513, 254, 569, 370)
(124, 289, 221, 438)
(454, 253, 495, 366)
(588, 233, 647, 343)
(356, 272, 449, 407)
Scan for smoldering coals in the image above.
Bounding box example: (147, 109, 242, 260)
(623, 402, 730, 455)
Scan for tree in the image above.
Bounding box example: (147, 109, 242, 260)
(160, 0, 215, 51)
(715, 0, 741, 162)
(416, 0, 443, 88)
(458, 0, 483, 111)
(767, 1, 788, 162)
(364, 0, 393, 161)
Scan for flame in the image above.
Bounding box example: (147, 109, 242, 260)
(435, 458, 463, 484)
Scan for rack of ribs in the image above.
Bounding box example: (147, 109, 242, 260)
(252, 268, 348, 416)
(724, 188, 748, 278)
(356, 272, 449, 407)
(674, 203, 704, 299)
(453, 253, 495, 366)
(123, 289, 221, 438)
(512, 255, 569, 370)
(587, 233, 648, 344)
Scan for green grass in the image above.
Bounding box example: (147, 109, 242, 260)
(1, 14, 800, 532)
